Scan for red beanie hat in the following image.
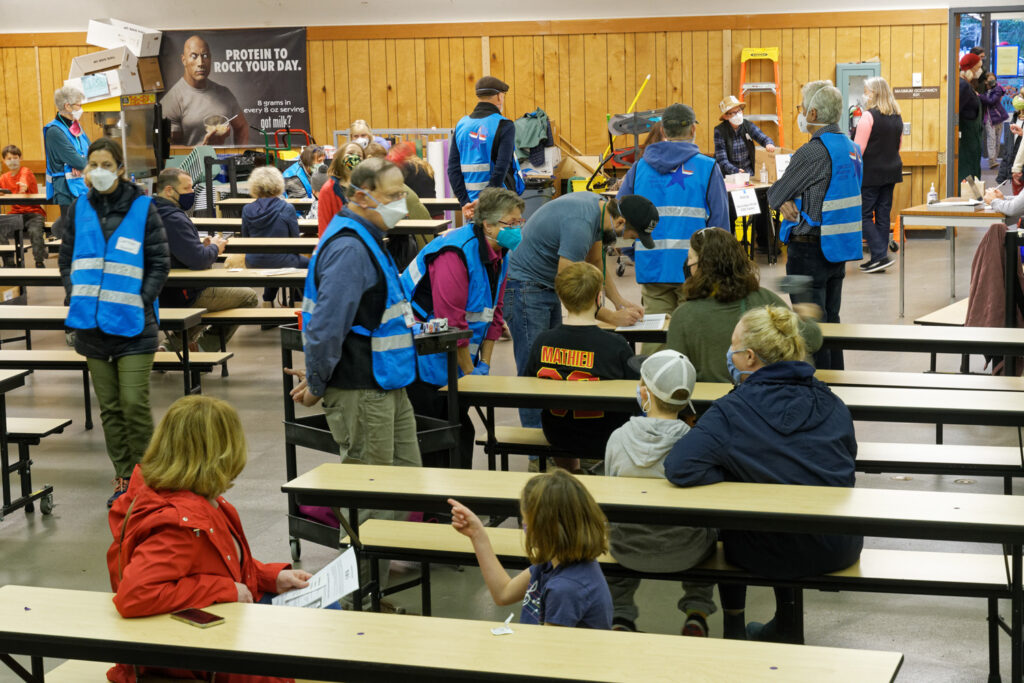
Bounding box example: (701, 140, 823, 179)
(960, 53, 981, 71)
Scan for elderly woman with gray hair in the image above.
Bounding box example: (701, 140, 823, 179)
(767, 80, 863, 371)
(241, 166, 310, 305)
(44, 86, 90, 225)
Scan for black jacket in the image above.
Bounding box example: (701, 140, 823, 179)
(58, 182, 170, 359)
(715, 119, 757, 174)
(861, 108, 904, 187)
(154, 196, 218, 307)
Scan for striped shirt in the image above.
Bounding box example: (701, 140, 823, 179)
(767, 124, 840, 236)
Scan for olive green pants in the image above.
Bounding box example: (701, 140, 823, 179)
(640, 282, 686, 355)
(86, 354, 155, 479)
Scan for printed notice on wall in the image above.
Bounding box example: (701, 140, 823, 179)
(158, 28, 310, 148)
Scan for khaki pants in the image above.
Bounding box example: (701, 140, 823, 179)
(189, 286, 259, 351)
(640, 283, 685, 354)
(323, 385, 422, 597)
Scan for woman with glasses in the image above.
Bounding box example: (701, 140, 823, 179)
(401, 187, 525, 468)
(665, 227, 821, 383)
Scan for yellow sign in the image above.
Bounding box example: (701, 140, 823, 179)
(120, 93, 157, 106)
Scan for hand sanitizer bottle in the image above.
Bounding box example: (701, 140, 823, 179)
(927, 183, 938, 204)
(759, 163, 768, 184)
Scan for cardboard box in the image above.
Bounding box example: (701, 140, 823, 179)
(754, 146, 795, 183)
(67, 47, 142, 102)
(87, 19, 162, 57)
(137, 57, 164, 92)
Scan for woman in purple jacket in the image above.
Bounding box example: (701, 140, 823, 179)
(979, 71, 1009, 169)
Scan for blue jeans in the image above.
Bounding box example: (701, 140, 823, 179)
(786, 241, 845, 370)
(504, 280, 562, 428)
(861, 183, 895, 263)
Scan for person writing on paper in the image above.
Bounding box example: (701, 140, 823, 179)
(665, 227, 821, 383)
(162, 35, 248, 146)
(107, 395, 310, 683)
(984, 182, 1024, 219)
(449, 468, 613, 628)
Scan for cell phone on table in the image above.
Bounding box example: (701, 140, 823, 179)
(171, 607, 225, 628)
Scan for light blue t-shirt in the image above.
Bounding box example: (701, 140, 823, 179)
(506, 192, 604, 286)
(520, 560, 613, 629)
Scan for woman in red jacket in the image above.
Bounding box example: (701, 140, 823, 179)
(106, 395, 311, 683)
(316, 142, 364, 236)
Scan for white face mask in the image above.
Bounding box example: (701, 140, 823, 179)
(729, 112, 743, 126)
(797, 112, 810, 134)
(355, 136, 369, 149)
(360, 188, 408, 229)
(4, 158, 19, 171)
(71, 106, 84, 121)
(89, 168, 118, 192)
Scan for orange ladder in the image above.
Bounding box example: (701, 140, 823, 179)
(738, 47, 784, 147)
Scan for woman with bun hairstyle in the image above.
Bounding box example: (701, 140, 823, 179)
(664, 305, 861, 644)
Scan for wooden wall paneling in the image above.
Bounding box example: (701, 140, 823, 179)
(731, 29, 748, 98)
(780, 29, 794, 148)
(3, 50, 21, 151)
(543, 35, 560, 130)
(567, 34, 584, 154)
(465, 36, 482, 108)
(424, 38, 441, 128)
(806, 28, 820, 85)
(394, 39, 417, 128)
(513, 35, 535, 119)
(488, 33, 504, 93)
(936, 23, 948, 188)
(502, 36, 516, 118)
(758, 28, 781, 148)
(634, 33, 656, 114)
(692, 32, 710, 153)
(320, 42, 336, 142)
(836, 27, 860, 66)
(666, 31, 682, 107)
(681, 31, 693, 113)
(722, 30, 732, 107)
(382, 38, 397, 129)
(708, 31, 724, 153)
(37, 47, 55, 152)
(448, 38, 466, 123)
(878, 26, 891, 83)
(414, 39, 428, 128)
(910, 26, 925, 156)
(558, 35, 572, 146)
(622, 33, 636, 117)
(347, 41, 371, 123)
(533, 36, 546, 116)
(819, 28, 836, 83)
(583, 33, 608, 158)
(438, 39, 452, 127)
(331, 39, 350, 138)
(654, 32, 667, 107)
(860, 26, 879, 62)
(607, 33, 626, 120)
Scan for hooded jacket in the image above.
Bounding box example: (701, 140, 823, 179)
(605, 416, 717, 572)
(106, 465, 291, 683)
(618, 140, 730, 233)
(58, 182, 170, 359)
(664, 361, 862, 578)
(241, 196, 310, 269)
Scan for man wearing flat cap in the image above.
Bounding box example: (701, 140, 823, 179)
(448, 76, 525, 222)
(618, 103, 729, 352)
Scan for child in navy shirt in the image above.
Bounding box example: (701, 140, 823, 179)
(449, 469, 613, 628)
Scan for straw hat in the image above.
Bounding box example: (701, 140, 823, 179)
(719, 95, 746, 119)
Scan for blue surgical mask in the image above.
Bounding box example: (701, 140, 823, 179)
(726, 347, 755, 385)
(635, 385, 650, 415)
(496, 227, 522, 250)
(177, 191, 195, 212)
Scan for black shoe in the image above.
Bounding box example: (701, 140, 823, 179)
(612, 617, 639, 632)
(746, 615, 802, 644)
(860, 257, 895, 273)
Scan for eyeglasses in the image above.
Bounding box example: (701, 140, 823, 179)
(498, 218, 525, 227)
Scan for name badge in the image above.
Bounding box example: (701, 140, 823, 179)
(115, 237, 142, 255)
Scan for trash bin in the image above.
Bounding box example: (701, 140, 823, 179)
(521, 176, 555, 220)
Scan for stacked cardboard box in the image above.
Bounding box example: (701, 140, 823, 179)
(65, 19, 164, 103)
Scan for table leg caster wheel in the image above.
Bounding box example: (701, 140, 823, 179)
(40, 493, 54, 515)
(290, 538, 301, 562)
(889, 239, 899, 253)
(616, 264, 625, 277)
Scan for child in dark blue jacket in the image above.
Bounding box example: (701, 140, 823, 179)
(664, 305, 862, 643)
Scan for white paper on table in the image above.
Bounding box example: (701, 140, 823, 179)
(271, 547, 359, 608)
(263, 267, 303, 276)
(775, 154, 792, 179)
(616, 313, 667, 332)
(730, 187, 761, 217)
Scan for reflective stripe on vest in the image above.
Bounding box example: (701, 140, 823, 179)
(629, 154, 716, 284)
(302, 214, 417, 390)
(454, 113, 526, 200)
(282, 162, 313, 198)
(65, 194, 152, 337)
(400, 223, 508, 386)
(778, 133, 863, 263)
(42, 118, 89, 201)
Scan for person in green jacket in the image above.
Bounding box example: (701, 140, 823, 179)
(665, 227, 822, 382)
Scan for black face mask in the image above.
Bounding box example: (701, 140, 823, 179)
(683, 262, 693, 280)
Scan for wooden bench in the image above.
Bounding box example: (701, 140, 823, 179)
(282, 462, 1024, 680)
(476, 425, 1024, 493)
(0, 585, 903, 683)
(0, 351, 232, 429)
(0, 417, 70, 522)
(358, 519, 1002, 675)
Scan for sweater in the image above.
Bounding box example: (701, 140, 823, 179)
(241, 196, 310, 269)
(605, 416, 716, 572)
(665, 288, 823, 383)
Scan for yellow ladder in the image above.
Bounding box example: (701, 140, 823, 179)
(738, 47, 784, 147)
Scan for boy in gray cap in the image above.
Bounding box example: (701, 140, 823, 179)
(604, 350, 717, 635)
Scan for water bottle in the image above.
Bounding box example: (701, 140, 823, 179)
(759, 163, 769, 185)
(927, 183, 938, 204)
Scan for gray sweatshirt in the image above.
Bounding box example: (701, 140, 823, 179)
(605, 416, 717, 572)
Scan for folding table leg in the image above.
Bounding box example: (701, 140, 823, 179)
(988, 597, 1001, 683)
(82, 370, 93, 430)
(1010, 544, 1022, 683)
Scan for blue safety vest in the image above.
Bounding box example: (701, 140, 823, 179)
(401, 225, 507, 386)
(779, 133, 863, 263)
(301, 214, 416, 390)
(454, 113, 526, 201)
(43, 117, 90, 201)
(282, 161, 313, 198)
(66, 194, 153, 337)
(630, 154, 716, 284)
